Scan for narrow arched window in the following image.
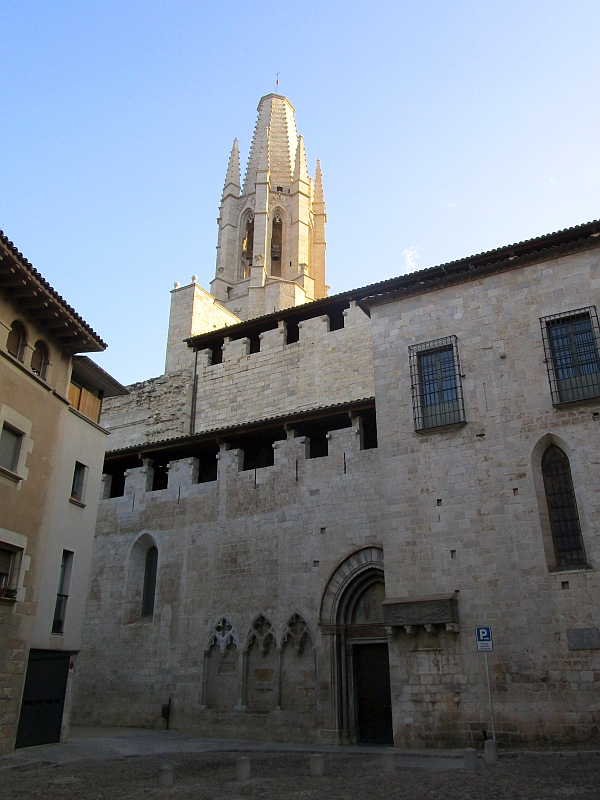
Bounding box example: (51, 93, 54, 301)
(241, 215, 254, 278)
(30, 341, 49, 379)
(542, 445, 587, 567)
(6, 321, 26, 361)
(141, 546, 158, 617)
(270, 214, 283, 277)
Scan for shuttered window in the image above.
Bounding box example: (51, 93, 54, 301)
(68, 382, 102, 423)
(6, 321, 26, 361)
(0, 425, 22, 472)
(30, 341, 49, 379)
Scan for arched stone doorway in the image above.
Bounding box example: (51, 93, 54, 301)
(319, 547, 393, 745)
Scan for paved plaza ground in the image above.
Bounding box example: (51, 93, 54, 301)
(1, 728, 599, 799)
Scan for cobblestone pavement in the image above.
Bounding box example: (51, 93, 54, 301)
(1, 729, 599, 799)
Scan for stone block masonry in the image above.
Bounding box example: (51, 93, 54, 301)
(369, 248, 600, 747)
(75, 235, 600, 748)
(74, 424, 384, 741)
(101, 301, 374, 451)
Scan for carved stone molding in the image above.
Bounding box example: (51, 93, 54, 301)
(382, 594, 459, 633)
(205, 615, 240, 655)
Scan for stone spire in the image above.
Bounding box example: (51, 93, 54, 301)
(242, 95, 297, 194)
(222, 139, 240, 198)
(210, 94, 328, 319)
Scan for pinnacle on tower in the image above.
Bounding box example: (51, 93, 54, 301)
(314, 159, 325, 204)
(222, 139, 240, 197)
(293, 135, 310, 184)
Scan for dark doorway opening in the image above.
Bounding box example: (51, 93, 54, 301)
(353, 642, 393, 745)
(15, 649, 71, 748)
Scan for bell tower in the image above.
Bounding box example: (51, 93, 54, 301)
(210, 94, 328, 320)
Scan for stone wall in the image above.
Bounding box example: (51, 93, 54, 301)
(165, 282, 240, 374)
(100, 369, 193, 451)
(100, 301, 375, 451)
(193, 302, 374, 433)
(370, 247, 600, 746)
(76, 244, 600, 747)
(74, 426, 383, 742)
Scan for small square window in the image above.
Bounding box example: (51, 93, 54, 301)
(71, 461, 87, 502)
(409, 336, 466, 431)
(0, 425, 22, 473)
(541, 307, 600, 405)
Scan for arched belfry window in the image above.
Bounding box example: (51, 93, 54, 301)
(542, 445, 587, 568)
(141, 546, 158, 617)
(241, 215, 254, 279)
(270, 213, 283, 277)
(6, 321, 27, 361)
(30, 341, 49, 379)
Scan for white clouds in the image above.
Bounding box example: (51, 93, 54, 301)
(402, 245, 420, 272)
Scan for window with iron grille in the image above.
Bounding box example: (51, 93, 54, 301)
(409, 336, 465, 431)
(541, 445, 587, 568)
(540, 307, 600, 405)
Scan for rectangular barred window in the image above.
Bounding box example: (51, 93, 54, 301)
(541, 307, 600, 405)
(409, 336, 465, 432)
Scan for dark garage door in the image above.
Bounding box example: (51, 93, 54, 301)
(15, 650, 70, 749)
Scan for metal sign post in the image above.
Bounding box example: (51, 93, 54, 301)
(476, 626, 496, 742)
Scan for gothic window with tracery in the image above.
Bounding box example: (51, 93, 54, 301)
(204, 616, 240, 709)
(280, 614, 316, 713)
(246, 615, 278, 711)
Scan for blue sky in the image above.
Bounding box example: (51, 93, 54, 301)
(1, 0, 599, 383)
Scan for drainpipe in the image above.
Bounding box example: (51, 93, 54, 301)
(189, 347, 198, 435)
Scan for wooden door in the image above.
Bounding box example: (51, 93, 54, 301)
(15, 650, 70, 748)
(353, 642, 393, 745)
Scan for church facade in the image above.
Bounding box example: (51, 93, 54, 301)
(73, 95, 600, 748)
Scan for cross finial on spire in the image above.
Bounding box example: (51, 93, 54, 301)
(275, 71, 280, 94)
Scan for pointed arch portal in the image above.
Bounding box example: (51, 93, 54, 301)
(320, 547, 393, 745)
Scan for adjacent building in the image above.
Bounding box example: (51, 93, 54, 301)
(73, 95, 600, 748)
(0, 233, 126, 753)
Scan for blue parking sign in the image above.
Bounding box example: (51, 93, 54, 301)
(476, 626, 493, 651)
